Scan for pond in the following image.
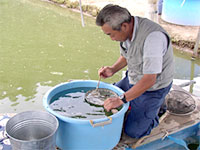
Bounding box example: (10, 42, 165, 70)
(0, 0, 200, 113)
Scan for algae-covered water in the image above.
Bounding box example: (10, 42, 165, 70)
(0, 0, 200, 113)
(50, 87, 120, 120)
(0, 0, 122, 112)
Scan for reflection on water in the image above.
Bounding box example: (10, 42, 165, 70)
(0, 82, 51, 112)
(173, 50, 200, 80)
(173, 50, 200, 97)
(50, 87, 114, 120)
(0, 0, 200, 113)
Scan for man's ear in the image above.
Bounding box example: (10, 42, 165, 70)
(121, 22, 129, 32)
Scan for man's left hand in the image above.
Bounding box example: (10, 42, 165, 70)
(104, 97, 124, 112)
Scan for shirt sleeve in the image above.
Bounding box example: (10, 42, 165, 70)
(143, 31, 168, 74)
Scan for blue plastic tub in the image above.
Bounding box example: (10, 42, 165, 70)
(162, 0, 200, 26)
(43, 80, 129, 150)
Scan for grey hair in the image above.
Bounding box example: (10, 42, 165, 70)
(96, 4, 132, 30)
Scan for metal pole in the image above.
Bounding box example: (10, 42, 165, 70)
(147, 0, 157, 22)
(79, 0, 85, 27)
(193, 26, 200, 57)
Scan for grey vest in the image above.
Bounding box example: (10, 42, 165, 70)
(120, 17, 174, 91)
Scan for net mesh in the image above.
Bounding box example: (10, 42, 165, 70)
(166, 90, 196, 115)
(85, 88, 118, 106)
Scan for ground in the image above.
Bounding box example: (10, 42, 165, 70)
(77, 0, 200, 55)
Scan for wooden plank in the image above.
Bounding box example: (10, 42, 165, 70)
(116, 86, 200, 149)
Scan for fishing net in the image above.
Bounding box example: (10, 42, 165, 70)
(85, 88, 118, 106)
(166, 90, 196, 115)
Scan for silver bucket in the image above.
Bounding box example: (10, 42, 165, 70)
(5, 111, 59, 150)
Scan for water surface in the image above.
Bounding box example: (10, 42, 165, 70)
(50, 87, 116, 120)
(0, 0, 200, 113)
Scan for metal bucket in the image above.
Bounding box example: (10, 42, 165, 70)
(5, 111, 59, 150)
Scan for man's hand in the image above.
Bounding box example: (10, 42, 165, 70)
(98, 66, 114, 79)
(98, 56, 127, 79)
(104, 97, 124, 112)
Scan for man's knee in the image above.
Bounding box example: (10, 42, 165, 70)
(124, 121, 152, 138)
(124, 113, 159, 138)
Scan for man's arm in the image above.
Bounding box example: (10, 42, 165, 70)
(104, 74, 157, 111)
(110, 55, 127, 74)
(124, 74, 157, 101)
(98, 55, 127, 78)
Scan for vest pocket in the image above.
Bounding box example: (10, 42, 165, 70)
(128, 62, 142, 74)
(128, 62, 143, 83)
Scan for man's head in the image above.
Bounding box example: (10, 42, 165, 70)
(96, 4, 133, 42)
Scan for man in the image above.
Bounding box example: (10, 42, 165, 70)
(96, 4, 174, 138)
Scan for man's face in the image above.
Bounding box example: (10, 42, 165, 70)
(101, 23, 128, 42)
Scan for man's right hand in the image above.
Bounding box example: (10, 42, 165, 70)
(98, 66, 114, 79)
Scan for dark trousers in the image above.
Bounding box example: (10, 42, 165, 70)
(114, 71, 172, 138)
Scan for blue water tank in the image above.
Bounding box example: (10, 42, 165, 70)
(162, 0, 200, 26)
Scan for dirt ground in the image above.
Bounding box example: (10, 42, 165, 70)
(78, 0, 200, 54)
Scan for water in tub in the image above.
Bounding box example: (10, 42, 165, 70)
(50, 87, 121, 120)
